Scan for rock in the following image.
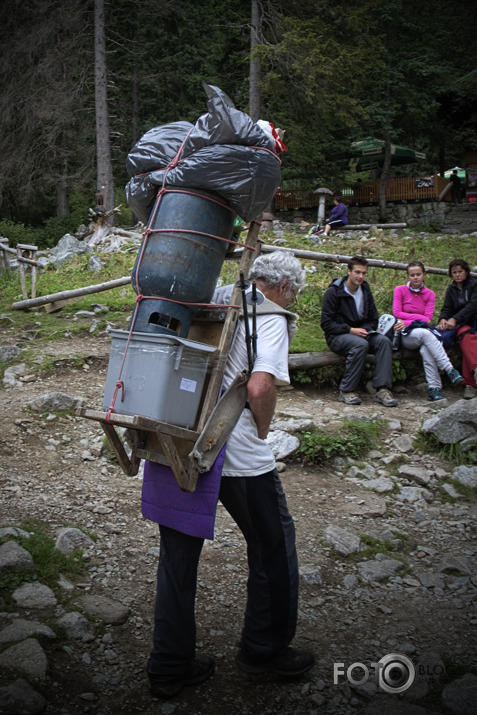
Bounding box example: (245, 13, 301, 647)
(345, 496, 387, 517)
(0, 527, 31, 539)
(49, 234, 92, 267)
(0, 618, 56, 645)
(357, 557, 404, 582)
(0, 345, 21, 362)
(347, 464, 376, 480)
(271, 418, 313, 432)
(12, 582, 57, 609)
(3, 363, 29, 388)
(0, 540, 34, 573)
(57, 611, 94, 639)
(343, 574, 359, 589)
(299, 564, 323, 585)
(323, 525, 362, 555)
(76, 595, 130, 625)
(406, 651, 447, 699)
(440, 483, 464, 498)
(451, 465, 477, 488)
(393, 435, 414, 452)
(87, 255, 104, 272)
(396, 486, 433, 503)
(0, 639, 48, 681)
(397, 465, 433, 485)
(28, 392, 85, 412)
(0, 678, 46, 715)
(275, 406, 313, 419)
(417, 572, 445, 589)
(55, 527, 94, 554)
(360, 477, 395, 493)
(442, 673, 477, 714)
(265, 430, 299, 459)
(438, 554, 473, 575)
(421, 399, 477, 444)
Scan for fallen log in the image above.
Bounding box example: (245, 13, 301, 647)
(11, 276, 132, 310)
(253, 245, 477, 277)
(0, 243, 40, 266)
(339, 223, 407, 230)
(287, 346, 455, 370)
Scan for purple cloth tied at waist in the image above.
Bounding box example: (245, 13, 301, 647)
(141, 445, 226, 540)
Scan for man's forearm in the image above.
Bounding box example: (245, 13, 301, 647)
(247, 372, 277, 440)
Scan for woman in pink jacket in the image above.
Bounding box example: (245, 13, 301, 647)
(393, 261, 463, 401)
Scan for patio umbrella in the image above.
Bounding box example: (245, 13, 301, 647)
(348, 137, 427, 171)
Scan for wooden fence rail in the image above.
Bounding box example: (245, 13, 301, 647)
(273, 174, 451, 211)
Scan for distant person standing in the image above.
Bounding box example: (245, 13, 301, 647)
(449, 170, 462, 204)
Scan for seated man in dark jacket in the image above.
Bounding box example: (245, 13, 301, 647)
(320, 255, 397, 406)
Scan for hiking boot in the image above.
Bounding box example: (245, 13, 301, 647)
(446, 367, 464, 385)
(149, 655, 215, 698)
(463, 385, 477, 400)
(339, 391, 362, 405)
(428, 387, 444, 401)
(236, 647, 315, 678)
(374, 388, 398, 407)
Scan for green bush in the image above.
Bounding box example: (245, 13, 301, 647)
(296, 418, 386, 465)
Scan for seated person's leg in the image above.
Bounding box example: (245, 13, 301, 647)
(327, 333, 368, 402)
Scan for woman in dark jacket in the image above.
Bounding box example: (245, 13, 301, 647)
(437, 258, 477, 399)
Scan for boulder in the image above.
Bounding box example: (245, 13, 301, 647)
(421, 399, 477, 445)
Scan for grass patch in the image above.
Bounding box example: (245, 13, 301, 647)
(296, 417, 387, 465)
(439, 479, 477, 504)
(415, 432, 477, 467)
(0, 520, 86, 611)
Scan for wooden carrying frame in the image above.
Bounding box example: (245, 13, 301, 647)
(77, 222, 260, 493)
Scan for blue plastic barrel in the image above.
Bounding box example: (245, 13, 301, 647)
(131, 187, 234, 336)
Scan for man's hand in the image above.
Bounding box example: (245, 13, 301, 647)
(350, 327, 368, 338)
(444, 317, 457, 329)
(247, 371, 277, 440)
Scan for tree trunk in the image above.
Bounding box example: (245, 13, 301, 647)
(378, 136, 392, 223)
(94, 0, 114, 213)
(55, 131, 69, 217)
(249, 0, 261, 122)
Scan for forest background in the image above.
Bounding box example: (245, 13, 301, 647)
(0, 0, 476, 249)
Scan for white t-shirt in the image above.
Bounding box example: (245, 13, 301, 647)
(213, 286, 290, 476)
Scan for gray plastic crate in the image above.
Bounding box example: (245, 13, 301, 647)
(102, 329, 216, 428)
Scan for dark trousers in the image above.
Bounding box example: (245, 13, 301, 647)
(147, 469, 298, 682)
(327, 331, 393, 392)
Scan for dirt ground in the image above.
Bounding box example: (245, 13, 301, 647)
(1, 328, 476, 715)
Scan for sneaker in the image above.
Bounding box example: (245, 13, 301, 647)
(149, 655, 215, 698)
(339, 390, 362, 405)
(463, 385, 477, 400)
(428, 387, 444, 401)
(446, 367, 464, 385)
(236, 647, 314, 678)
(374, 388, 398, 407)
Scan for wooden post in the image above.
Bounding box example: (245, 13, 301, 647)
(16, 243, 38, 299)
(0, 238, 10, 275)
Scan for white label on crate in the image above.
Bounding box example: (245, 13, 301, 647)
(180, 378, 197, 393)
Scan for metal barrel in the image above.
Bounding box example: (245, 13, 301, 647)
(131, 187, 235, 336)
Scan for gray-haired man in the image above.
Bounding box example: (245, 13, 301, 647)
(146, 251, 314, 698)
